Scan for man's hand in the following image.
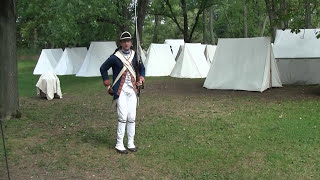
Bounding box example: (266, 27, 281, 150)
(107, 85, 114, 96)
(103, 79, 110, 87)
(136, 76, 145, 87)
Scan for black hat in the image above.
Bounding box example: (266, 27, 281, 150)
(120, 31, 132, 41)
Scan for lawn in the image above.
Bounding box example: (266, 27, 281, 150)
(1, 59, 320, 179)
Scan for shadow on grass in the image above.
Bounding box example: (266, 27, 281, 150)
(77, 127, 115, 149)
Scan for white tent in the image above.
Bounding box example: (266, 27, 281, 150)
(273, 29, 320, 84)
(76, 41, 116, 77)
(204, 45, 217, 64)
(33, 49, 63, 75)
(55, 47, 87, 75)
(204, 37, 282, 92)
(170, 43, 209, 78)
(164, 39, 185, 58)
(144, 43, 176, 76)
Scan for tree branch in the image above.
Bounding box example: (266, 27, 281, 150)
(311, 0, 318, 12)
(96, 18, 122, 27)
(189, 0, 209, 41)
(164, 0, 183, 32)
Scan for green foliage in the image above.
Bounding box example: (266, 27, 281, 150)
(17, 0, 127, 48)
(17, 0, 320, 49)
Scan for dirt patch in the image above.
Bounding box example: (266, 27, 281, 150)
(143, 78, 320, 101)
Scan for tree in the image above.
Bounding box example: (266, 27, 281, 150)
(264, 0, 320, 41)
(0, 0, 20, 119)
(203, 8, 207, 44)
(152, 15, 160, 42)
(304, 0, 312, 28)
(14, 0, 320, 49)
(164, 0, 213, 42)
(17, 0, 129, 48)
(264, 0, 279, 41)
(243, 0, 248, 38)
(209, 6, 215, 44)
(137, 0, 150, 42)
(116, 0, 130, 33)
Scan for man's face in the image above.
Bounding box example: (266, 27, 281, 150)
(120, 39, 132, 50)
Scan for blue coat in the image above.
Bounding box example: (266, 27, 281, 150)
(100, 51, 145, 100)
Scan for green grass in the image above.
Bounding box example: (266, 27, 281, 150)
(18, 48, 41, 57)
(2, 59, 320, 179)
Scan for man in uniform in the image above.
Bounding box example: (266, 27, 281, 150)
(100, 31, 145, 154)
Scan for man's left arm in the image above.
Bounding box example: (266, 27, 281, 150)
(139, 61, 145, 83)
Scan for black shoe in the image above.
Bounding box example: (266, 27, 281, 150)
(115, 148, 128, 154)
(128, 147, 137, 152)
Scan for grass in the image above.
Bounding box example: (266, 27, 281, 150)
(1, 58, 320, 179)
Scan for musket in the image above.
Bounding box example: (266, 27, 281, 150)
(134, 0, 144, 94)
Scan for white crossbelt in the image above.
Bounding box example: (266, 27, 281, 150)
(112, 51, 136, 87)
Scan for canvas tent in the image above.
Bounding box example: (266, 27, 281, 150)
(144, 43, 176, 76)
(170, 43, 209, 78)
(273, 29, 320, 84)
(205, 45, 217, 64)
(55, 47, 87, 75)
(76, 41, 116, 77)
(164, 39, 185, 58)
(33, 49, 63, 75)
(204, 37, 282, 92)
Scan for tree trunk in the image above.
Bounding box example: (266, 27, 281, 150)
(243, 0, 248, 38)
(0, 0, 20, 119)
(260, 15, 268, 36)
(181, 0, 189, 42)
(116, 0, 130, 34)
(209, 6, 215, 45)
(203, 8, 207, 44)
(137, 0, 149, 43)
(280, 0, 288, 29)
(188, 1, 208, 42)
(264, 0, 277, 42)
(121, 0, 130, 31)
(152, 15, 159, 43)
(305, 0, 312, 28)
(165, 0, 208, 42)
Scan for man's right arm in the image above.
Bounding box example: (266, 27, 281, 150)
(100, 57, 113, 87)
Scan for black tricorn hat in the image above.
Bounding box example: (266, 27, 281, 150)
(120, 31, 132, 41)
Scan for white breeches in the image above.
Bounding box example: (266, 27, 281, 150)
(115, 86, 137, 150)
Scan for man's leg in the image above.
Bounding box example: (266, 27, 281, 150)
(127, 91, 137, 150)
(116, 91, 128, 151)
